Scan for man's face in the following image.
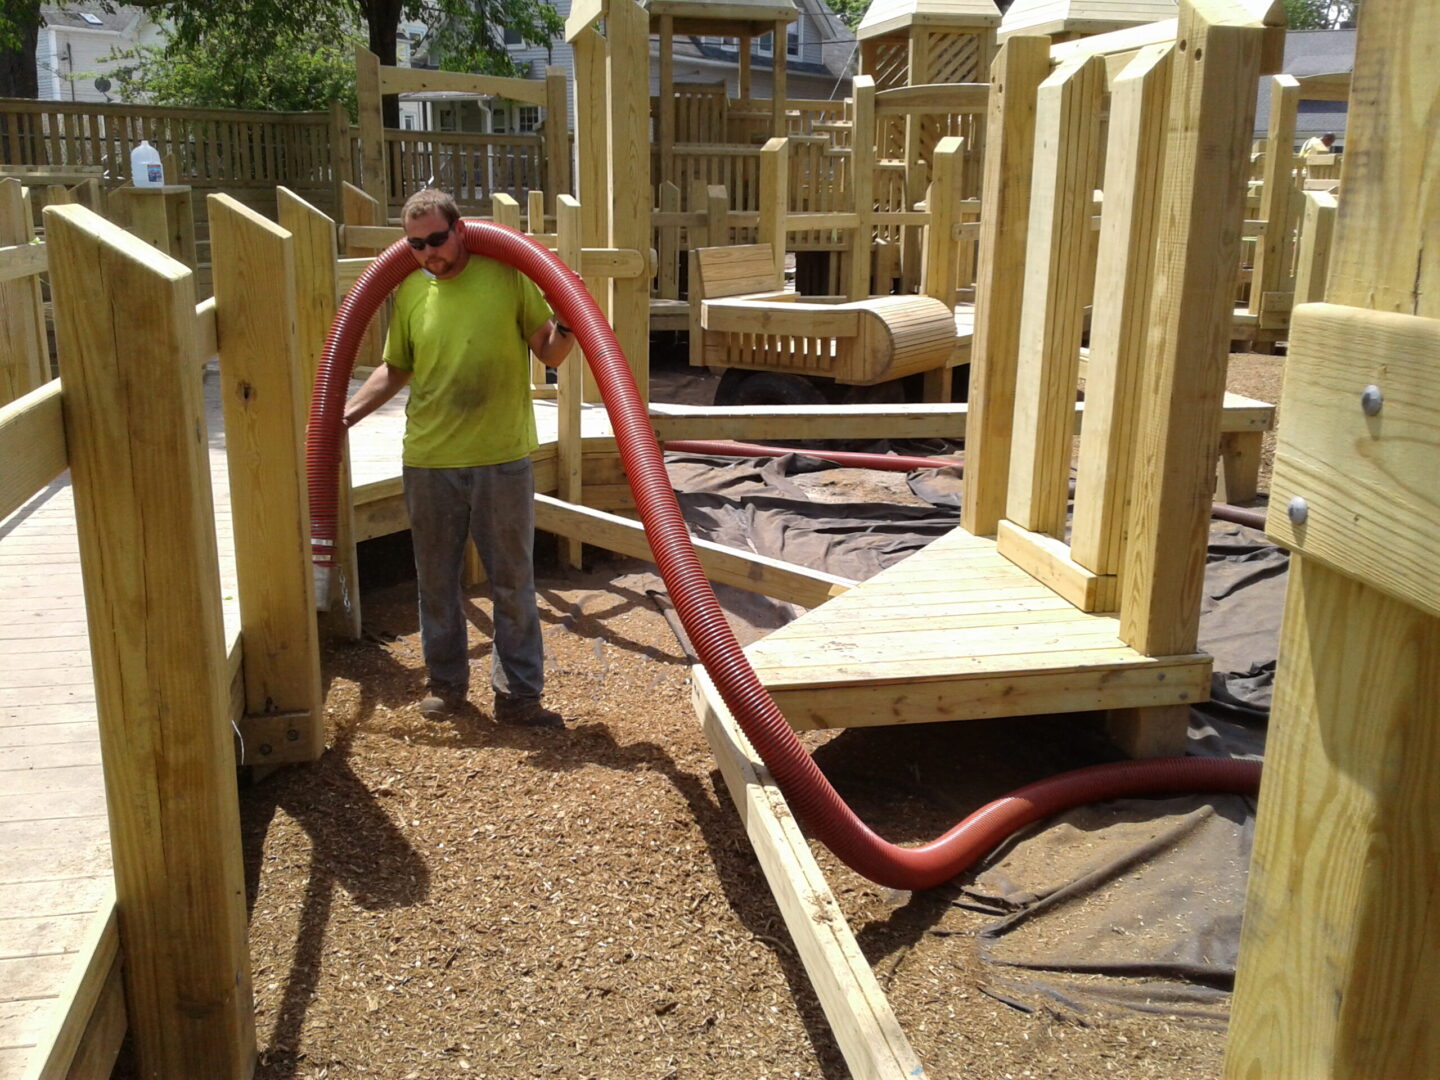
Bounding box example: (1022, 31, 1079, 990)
(405, 209, 464, 279)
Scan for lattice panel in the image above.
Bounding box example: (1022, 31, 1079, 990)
(868, 40, 910, 90)
(926, 32, 984, 85)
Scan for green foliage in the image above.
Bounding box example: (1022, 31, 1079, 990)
(1282, 0, 1330, 30)
(825, 0, 871, 32)
(105, 12, 361, 113)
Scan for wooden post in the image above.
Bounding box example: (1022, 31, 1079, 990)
(1005, 54, 1105, 538)
(759, 137, 788, 284)
(1070, 44, 1174, 577)
(355, 46, 386, 210)
(901, 29, 932, 294)
(492, 191, 521, 229)
(606, 0, 652, 399)
(657, 180, 680, 299)
(659, 15, 676, 189)
(544, 65, 572, 212)
(556, 194, 584, 570)
(526, 190, 548, 389)
(921, 136, 964, 309)
(1225, 1, 1440, 1074)
(0, 178, 49, 405)
(45, 202, 255, 1079)
(846, 76, 876, 301)
(739, 37, 752, 101)
(278, 186, 362, 640)
(960, 36, 1050, 538)
(573, 24, 610, 405)
(1291, 188, 1337, 305)
(771, 20, 788, 137)
(1119, 0, 1266, 659)
(1248, 74, 1300, 320)
(208, 193, 323, 764)
(330, 98, 354, 214)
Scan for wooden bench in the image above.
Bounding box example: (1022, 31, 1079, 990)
(689, 243, 962, 396)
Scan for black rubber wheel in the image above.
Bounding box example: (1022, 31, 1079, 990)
(713, 369, 828, 407)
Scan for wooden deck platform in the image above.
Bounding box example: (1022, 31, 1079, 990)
(744, 525, 1212, 730)
(0, 373, 617, 1080)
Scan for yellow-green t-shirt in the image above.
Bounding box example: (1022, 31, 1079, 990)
(383, 255, 553, 468)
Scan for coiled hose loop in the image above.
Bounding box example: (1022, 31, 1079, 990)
(306, 221, 1262, 890)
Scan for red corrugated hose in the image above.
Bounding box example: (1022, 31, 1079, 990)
(305, 221, 1262, 890)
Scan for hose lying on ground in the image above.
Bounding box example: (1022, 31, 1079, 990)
(305, 222, 1263, 890)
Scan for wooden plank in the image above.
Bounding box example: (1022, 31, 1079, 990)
(606, 0, 651, 400)
(53, 949, 126, 1080)
(380, 65, 546, 106)
(23, 900, 119, 1080)
(544, 65, 571, 210)
(921, 137, 964, 313)
(555, 196, 584, 569)
(208, 195, 322, 763)
(758, 138, 788, 283)
(1005, 53, 1104, 538)
(0, 180, 48, 407)
(1292, 190, 1337, 305)
(691, 669, 929, 1080)
(1070, 44, 1173, 577)
(0, 241, 47, 283)
(354, 47, 385, 206)
(961, 36, 1050, 537)
(1119, 0, 1265, 657)
(278, 187, 361, 639)
(1248, 75, 1300, 317)
(764, 657, 1209, 730)
(996, 520, 1118, 612)
(44, 204, 253, 1077)
(0, 381, 65, 523)
(1225, 562, 1440, 1079)
(533, 495, 852, 609)
(874, 82, 989, 116)
(847, 77, 876, 301)
(1265, 304, 1440, 618)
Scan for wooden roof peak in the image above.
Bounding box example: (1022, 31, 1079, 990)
(997, 0, 1178, 40)
(857, 0, 1003, 41)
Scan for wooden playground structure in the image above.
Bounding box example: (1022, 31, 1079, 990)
(3, 0, 1436, 1076)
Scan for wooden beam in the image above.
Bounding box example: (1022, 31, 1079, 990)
(659, 15, 675, 190)
(961, 36, 1050, 538)
(0, 378, 64, 521)
(25, 899, 122, 1079)
(1248, 74, 1300, 317)
(545, 65, 572, 210)
(1119, 0, 1265, 657)
(691, 669, 928, 1080)
(1291, 189, 1337, 305)
(0, 238, 46, 282)
(354, 47, 386, 208)
(758, 137, 788, 283)
(45, 202, 255, 1079)
(564, 0, 605, 42)
(874, 83, 989, 116)
(278, 186, 362, 640)
(1070, 44, 1174, 579)
(380, 65, 547, 106)
(606, 0, 652, 399)
(847, 76, 876, 301)
(770, 20, 787, 136)
(208, 194, 324, 763)
(1005, 53, 1105, 537)
(533, 495, 853, 609)
(0, 179, 49, 405)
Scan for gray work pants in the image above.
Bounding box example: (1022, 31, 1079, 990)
(403, 460, 544, 700)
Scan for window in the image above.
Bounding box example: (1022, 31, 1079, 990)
(79, 12, 103, 24)
(787, 21, 801, 56)
(516, 105, 540, 133)
(756, 32, 773, 55)
(503, 25, 522, 45)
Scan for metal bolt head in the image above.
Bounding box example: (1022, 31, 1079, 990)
(1361, 385, 1383, 416)
(1287, 496, 1309, 526)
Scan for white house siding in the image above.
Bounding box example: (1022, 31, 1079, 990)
(35, 9, 166, 103)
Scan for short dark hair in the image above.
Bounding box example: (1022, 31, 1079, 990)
(401, 188, 459, 227)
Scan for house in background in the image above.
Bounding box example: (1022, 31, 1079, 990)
(34, 4, 164, 103)
(1253, 28, 1355, 149)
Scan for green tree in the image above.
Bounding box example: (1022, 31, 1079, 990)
(826, 0, 870, 32)
(106, 15, 362, 114)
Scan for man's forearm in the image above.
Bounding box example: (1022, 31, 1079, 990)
(343, 363, 411, 427)
(533, 321, 577, 367)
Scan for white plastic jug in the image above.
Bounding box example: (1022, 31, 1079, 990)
(131, 140, 163, 187)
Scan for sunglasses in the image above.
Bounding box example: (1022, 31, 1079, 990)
(407, 226, 453, 250)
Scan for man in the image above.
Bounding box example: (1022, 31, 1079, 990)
(1299, 132, 1336, 157)
(342, 188, 576, 727)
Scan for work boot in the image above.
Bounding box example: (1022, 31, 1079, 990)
(418, 684, 466, 720)
(494, 692, 565, 729)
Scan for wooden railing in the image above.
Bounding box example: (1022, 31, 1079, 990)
(0, 98, 338, 191)
(384, 129, 545, 212)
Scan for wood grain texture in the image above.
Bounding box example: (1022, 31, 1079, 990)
(1118, 1, 1264, 656)
(45, 203, 254, 1079)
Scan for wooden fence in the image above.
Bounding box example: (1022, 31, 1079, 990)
(384, 130, 545, 212)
